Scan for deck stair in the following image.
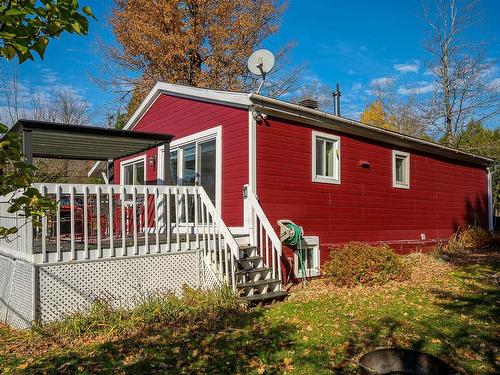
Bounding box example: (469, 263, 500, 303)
(232, 234, 288, 303)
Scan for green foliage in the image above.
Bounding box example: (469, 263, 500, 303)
(0, 0, 95, 63)
(323, 242, 410, 286)
(0, 124, 56, 239)
(455, 121, 500, 214)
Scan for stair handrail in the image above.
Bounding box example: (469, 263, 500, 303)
(245, 186, 283, 284)
(197, 186, 240, 291)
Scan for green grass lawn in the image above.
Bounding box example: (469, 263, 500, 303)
(0, 253, 498, 374)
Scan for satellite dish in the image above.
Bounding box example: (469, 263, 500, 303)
(247, 49, 275, 76)
(247, 49, 275, 93)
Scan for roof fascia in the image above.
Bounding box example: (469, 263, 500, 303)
(122, 82, 252, 131)
(250, 94, 493, 167)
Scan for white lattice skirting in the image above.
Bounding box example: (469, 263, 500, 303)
(0, 251, 221, 328)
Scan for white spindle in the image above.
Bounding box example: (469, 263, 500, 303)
(230, 246, 236, 289)
(108, 186, 114, 257)
(143, 187, 149, 254)
(41, 185, 47, 263)
(184, 187, 190, 251)
(175, 187, 180, 250)
(84, 186, 89, 260)
(166, 188, 171, 252)
(259, 221, 263, 259)
(265, 235, 269, 268)
(154, 187, 160, 253)
(132, 187, 138, 255)
(194, 187, 199, 249)
(70, 186, 76, 260)
(223, 235, 228, 281)
(56, 185, 61, 262)
(201, 203, 206, 256)
(121, 186, 126, 256)
(96, 186, 102, 258)
(277, 247, 282, 282)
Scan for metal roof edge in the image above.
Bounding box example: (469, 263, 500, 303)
(250, 94, 494, 167)
(122, 82, 252, 131)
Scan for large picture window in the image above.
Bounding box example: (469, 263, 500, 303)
(393, 150, 410, 189)
(312, 131, 340, 184)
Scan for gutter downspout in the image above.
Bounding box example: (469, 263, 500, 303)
(487, 166, 495, 232)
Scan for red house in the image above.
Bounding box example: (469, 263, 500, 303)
(91, 82, 494, 281)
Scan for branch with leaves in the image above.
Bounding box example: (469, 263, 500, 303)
(0, 0, 94, 239)
(0, 0, 95, 62)
(0, 123, 56, 239)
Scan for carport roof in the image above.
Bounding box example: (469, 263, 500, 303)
(10, 119, 174, 161)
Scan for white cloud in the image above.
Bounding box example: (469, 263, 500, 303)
(394, 60, 420, 73)
(397, 81, 434, 95)
(40, 68, 59, 84)
(487, 77, 500, 92)
(370, 77, 394, 86)
(351, 83, 363, 91)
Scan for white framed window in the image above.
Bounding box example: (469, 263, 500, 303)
(294, 236, 320, 278)
(392, 150, 410, 189)
(120, 155, 146, 201)
(121, 155, 146, 186)
(312, 131, 340, 184)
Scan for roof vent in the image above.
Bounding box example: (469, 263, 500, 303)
(299, 99, 319, 110)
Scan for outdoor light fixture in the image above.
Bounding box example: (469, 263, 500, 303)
(148, 155, 157, 166)
(359, 160, 371, 168)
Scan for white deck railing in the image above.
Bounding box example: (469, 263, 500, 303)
(245, 186, 283, 284)
(0, 183, 239, 289)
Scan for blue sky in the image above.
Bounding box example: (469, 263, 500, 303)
(1, 0, 499, 125)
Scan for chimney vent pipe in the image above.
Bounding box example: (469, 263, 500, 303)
(333, 83, 341, 116)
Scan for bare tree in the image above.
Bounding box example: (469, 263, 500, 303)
(422, 0, 499, 145)
(0, 64, 28, 124)
(289, 80, 335, 112)
(0, 68, 95, 182)
(30, 89, 93, 125)
(365, 78, 429, 138)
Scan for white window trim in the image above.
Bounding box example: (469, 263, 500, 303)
(293, 236, 320, 278)
(120, 154, 146, 186)
(392, 150, 410, 189)
(312, 130, 341, 184)
(157, 126, 222, 213)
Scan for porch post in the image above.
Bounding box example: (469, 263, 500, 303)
(22, 128, 34, 256)
(162, 142, 171, 185)
(107, 159, 114, 184)
(22, 128, 33, 165)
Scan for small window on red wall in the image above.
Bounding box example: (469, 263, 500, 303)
(393, 150, 410, 189)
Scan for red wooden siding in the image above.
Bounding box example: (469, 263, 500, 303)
(256, 117, 489, 262)
(114, 94, 248, 226)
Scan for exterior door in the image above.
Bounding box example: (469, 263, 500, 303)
(157, 127, 221, 213)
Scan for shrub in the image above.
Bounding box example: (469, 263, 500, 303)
(322, 242, 410, 287)
(441, 226, 498, 254)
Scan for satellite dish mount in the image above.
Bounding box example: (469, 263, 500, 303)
(247, 49, 275, 94)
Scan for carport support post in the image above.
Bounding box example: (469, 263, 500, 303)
(162, 142, 171, 185)
(22, 128, 34, 255)
(22, 128, 33, 165)
(107, 159, 114, 184)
